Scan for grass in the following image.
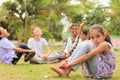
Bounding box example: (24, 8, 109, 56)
(111, 35, 120, 38)
(0, 46, 120, 80)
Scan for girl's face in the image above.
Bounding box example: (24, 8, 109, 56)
(0, 27, 9, 38)
(80, 32, 87, 41)
(32, 27, 42, 37)
(70, 26, 78, 36)
(90, 29, 106, 46)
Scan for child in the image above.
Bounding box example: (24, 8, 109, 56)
(61, 23, 81, 59)
(0, 27, 35, 65)
(61, 21, 86, 59)
(28, 25, 52, 64)
(50, 24, 116, 79)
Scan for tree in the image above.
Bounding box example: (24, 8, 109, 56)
(1, 0, 53, 42)
(1, 0, 71, 41)
(109, 0, 120, 35)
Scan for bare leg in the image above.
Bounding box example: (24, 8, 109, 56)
(50, 66, 68, 77)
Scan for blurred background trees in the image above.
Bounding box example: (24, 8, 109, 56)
(0, 0, 119, 42)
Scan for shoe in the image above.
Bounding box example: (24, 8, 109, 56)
(24, 52, 35, 62)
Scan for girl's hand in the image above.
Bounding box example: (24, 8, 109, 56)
(64, 64, 70, 69)
(14, 48, 23, 52)
(61, 53, 66, 59)
(65, 53, 70, 58)
(42, 54, 49, 61)
(80, 21, 87, 27)
(28, 49, 35, 53)
(59, 60, 68, 69)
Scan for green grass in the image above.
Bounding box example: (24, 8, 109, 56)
(0, 46, 120, 80)
(111, 35, 120, 38)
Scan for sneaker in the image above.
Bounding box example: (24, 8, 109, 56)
(24, 52, 35, 62)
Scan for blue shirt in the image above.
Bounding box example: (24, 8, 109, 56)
(0, 38, 17, 64)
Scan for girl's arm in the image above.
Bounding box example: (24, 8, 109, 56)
(67, 42, 109, 67)
(79, 21, 86, 35)
(43, 45, 51, 60)
(45, 45, 51, 55)
(13, 47, 34, 53)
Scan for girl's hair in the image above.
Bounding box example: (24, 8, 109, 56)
(82, 29, 90, 39)
(31, 25, 41, 34)
(31, 25, 42, 37)
(70, 23, 78, 29)
(82, 29, 89, 36)
(90, 24, 112, 45)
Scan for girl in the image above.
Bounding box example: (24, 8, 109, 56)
(28, 25, 51, 63)
(50, 24, 116, 79)
(0, 27, 35, 65)
(61, 21, 86, 59)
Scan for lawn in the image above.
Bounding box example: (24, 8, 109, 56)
(0, 46, 120, 80)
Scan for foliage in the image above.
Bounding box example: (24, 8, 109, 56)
(16, 27, 31, 42)
(108, 0, 120, 35)
(42, 27, 53, 41)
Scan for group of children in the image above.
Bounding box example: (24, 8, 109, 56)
(0, 21, 116, 79)
(50, 24, 116, 78)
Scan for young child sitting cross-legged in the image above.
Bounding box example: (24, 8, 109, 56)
(0, 27, 35, 65)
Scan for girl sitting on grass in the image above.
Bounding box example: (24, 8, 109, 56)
(28, 25, 52, 64)
(50, 24, 116, 79)
(61, 21, 86, 60)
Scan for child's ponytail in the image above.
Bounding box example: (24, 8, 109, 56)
(105, 34, 112, 46)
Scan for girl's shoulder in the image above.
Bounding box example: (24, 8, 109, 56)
(0, 38, 9, 43)
(99, 41, 113, 52)
(1, 37, 8, 40)
(0, 38, 14, 48)
(28, 37, 34, 41)
(100, 41, 112, 48)
(41, 38, 47, 41)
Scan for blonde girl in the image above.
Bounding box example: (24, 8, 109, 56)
(28, 25, 51, 63)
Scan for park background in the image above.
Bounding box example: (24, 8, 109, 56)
(0, 0, 120, 80)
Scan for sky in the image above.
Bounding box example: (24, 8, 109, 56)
(0, 0, 7, 5)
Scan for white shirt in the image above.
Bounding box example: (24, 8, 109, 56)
(28, 37, 48, 55)
(63, 36, 82, 53)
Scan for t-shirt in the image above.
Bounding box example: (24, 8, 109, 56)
(28, 37, 48, 56)
(0, 38, 17, 64)
(63, 36, 82, 54)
